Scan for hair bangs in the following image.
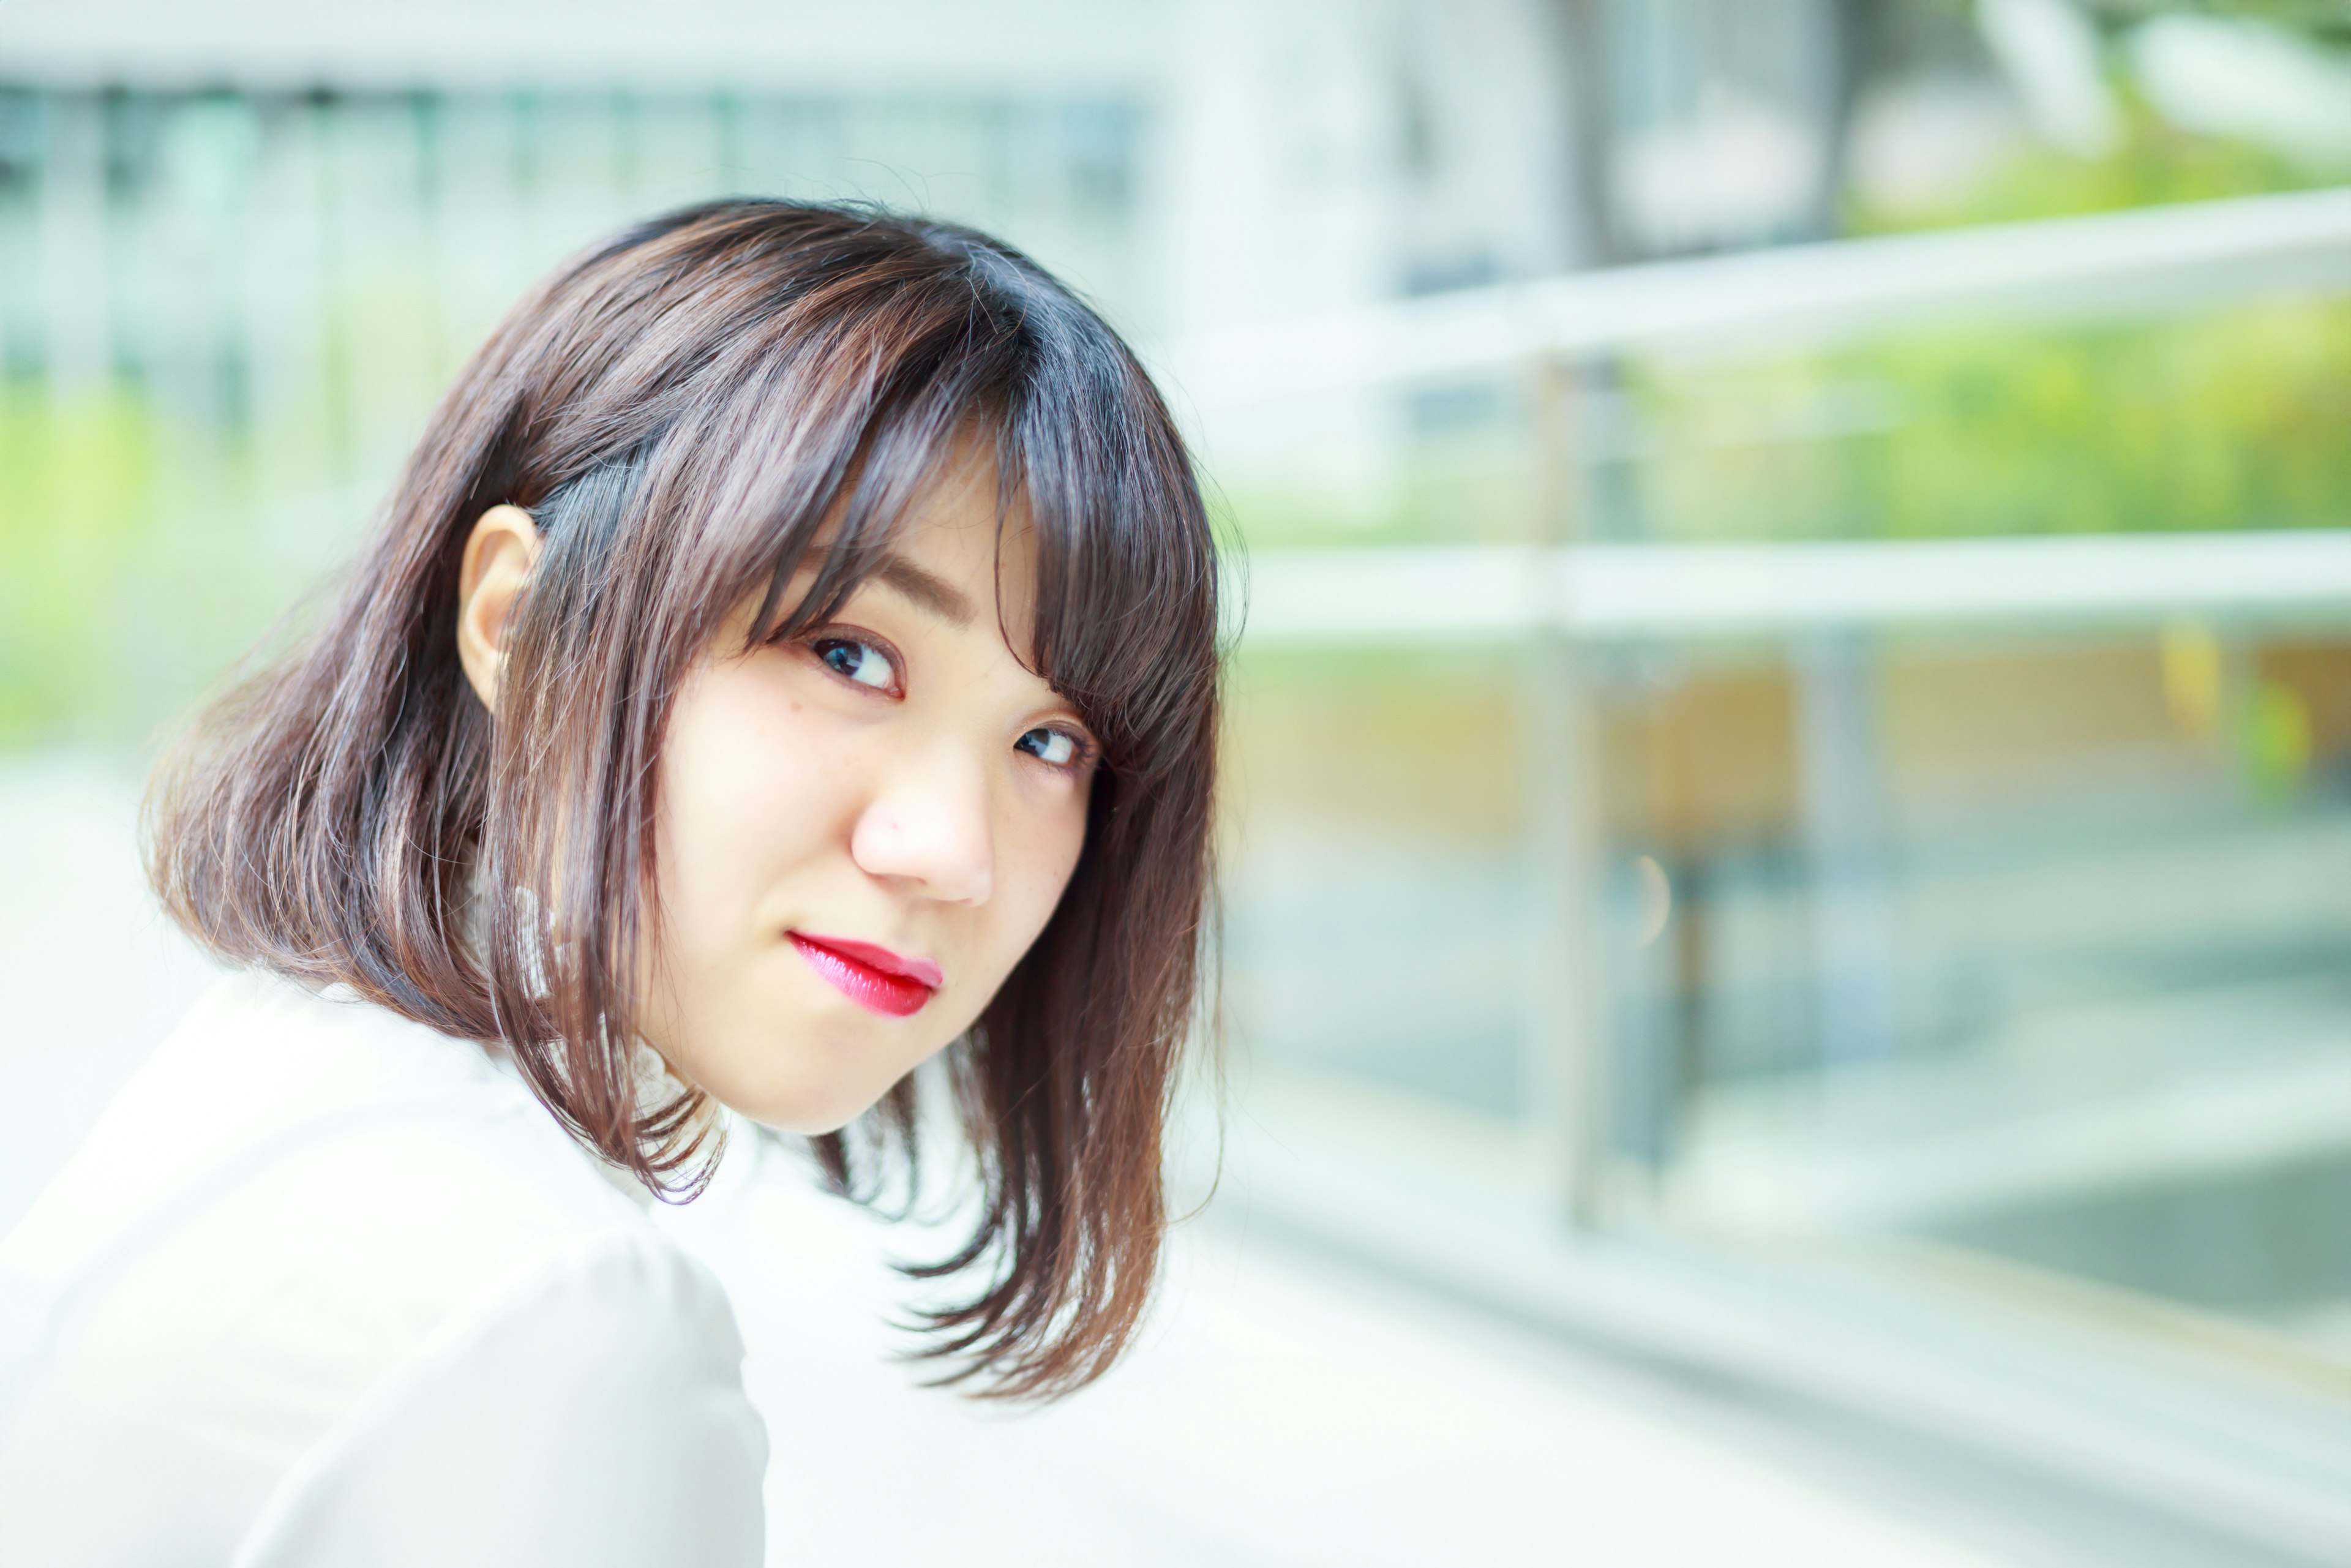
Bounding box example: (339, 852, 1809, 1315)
(611, 281, 1035, 665)
(1008, 361, 1218, 787)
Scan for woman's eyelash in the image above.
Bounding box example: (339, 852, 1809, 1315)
(804, 631, 901, 693)
(1018, 725, 1098, 770)
(794, 626, 1093, 768)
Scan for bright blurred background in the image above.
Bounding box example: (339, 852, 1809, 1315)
(9, 1, 2351, 1562)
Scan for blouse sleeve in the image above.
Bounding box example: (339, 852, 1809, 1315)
(229, 1228, 768, 1568)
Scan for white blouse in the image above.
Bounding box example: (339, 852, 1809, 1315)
(0, 971, 768, 1566)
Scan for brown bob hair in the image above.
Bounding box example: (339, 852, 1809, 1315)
(147, 200, 1221, 1400)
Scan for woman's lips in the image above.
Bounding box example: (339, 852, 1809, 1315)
(787, 932, 940, 1018)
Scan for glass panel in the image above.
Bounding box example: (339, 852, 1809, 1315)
(1220, 648, 1528, 1117)
(1637, 627, 2351, 1358)
(1211, 281, 2351, 1373)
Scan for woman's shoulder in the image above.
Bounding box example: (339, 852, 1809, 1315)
(4, 966, 681, 1380)
(1, 1197, 763, 1567)
(234, 1225, 767, 1568)
(6, 968, 640, 1281)
(0, 971, 762, 1567)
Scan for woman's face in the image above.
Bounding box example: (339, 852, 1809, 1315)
(458, 451, 1098, 1135)
(642, 456, 1097, 1133)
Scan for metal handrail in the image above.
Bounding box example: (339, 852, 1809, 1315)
(1240, 529, 2351, 645)
(1159, 183, 2351, 416)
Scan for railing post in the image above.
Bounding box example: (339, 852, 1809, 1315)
(1795, 627, 1896, 1077)
(1523, 353, 1611, 1228)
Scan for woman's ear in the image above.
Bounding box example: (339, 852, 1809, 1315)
(456, 504, 542, 713)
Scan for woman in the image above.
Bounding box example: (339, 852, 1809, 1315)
(0, 201, 1220, 1564)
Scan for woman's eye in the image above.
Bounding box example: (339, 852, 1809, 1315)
(1016, 727, 1082, 767)
(812, 637, 897, 692)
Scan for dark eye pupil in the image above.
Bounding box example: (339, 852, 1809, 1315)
(820, 642, 861, 677)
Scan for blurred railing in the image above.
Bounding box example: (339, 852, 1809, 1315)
(1171, 182, 2351, 1227)
(1174, 184, 2351, 1558)
(1165, 183, 2351, 410)
(1243, 531, 2351, 643)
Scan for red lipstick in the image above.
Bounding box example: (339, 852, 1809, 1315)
(787, 932, 941, 1018)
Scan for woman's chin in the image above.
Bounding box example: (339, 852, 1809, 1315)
(726, 1076, 896, 1138)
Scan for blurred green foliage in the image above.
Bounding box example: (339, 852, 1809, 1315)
(0, 392, 160, 745)
(2084, 1, 2351, 48)
(1632, 296, 2351, 541)
(1228, 107, 2351, 552)
(1848, 102, 2333, 234)
(2243, 678, 2314, 803)
(1629, 108, 2351, 542)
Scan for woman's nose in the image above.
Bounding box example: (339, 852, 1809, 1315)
(848, 754, 995, 906)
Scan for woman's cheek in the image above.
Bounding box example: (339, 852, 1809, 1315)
(677, 659, 836, 855)
(653, 662, 827, 986)
(997, 789, 1091, 964)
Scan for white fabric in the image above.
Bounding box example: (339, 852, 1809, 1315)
(0, 972, 767, 1566)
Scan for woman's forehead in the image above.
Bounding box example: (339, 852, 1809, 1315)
(760, 467, 1043, 659)
(902, 493, 1040, 637)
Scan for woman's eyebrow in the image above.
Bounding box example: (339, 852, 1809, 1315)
(873, 554, 976, 627)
